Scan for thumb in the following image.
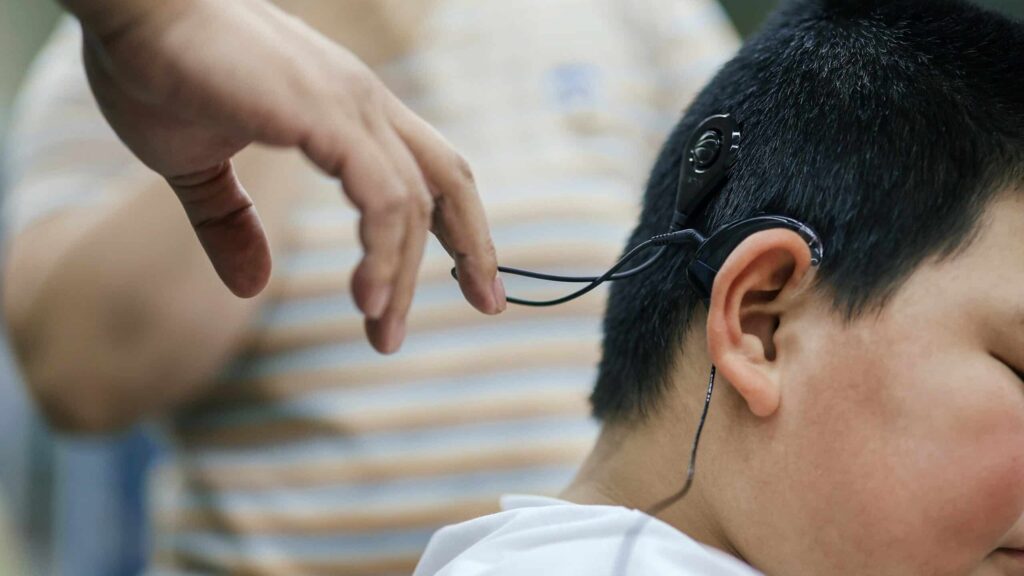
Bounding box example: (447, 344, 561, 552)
(167, 161, 271, 298)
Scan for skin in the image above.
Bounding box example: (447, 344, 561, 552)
(4, 147, 294, 431)
(3, 0, 498, 431)
(61, 0, 506, 352)
(564, 191, 1024, 575)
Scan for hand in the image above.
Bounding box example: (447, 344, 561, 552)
(66, 0, 506, 353)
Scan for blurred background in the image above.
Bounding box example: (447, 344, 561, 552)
(6, 0, 1024, 141)
(1, 1, 1022, 575)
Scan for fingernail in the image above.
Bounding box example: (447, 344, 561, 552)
(386, 318, 407, 353)
(365, 286, 392, 320)
(492, 275, 507, 314)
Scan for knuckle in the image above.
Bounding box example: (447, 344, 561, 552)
(368, 187, 409, 217)
(341, 65, 378, 102)
(449, 153, 476, 190)
(413, 193, 435, 222)
(483, 237, 498, 260)
(359, 253, 397, 279)
(330, 67, 384, 132)
(465, 238, 497, 265)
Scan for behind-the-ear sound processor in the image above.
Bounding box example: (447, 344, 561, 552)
(450, 114, 824, 305)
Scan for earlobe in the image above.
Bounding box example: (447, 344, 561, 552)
(705, 229, 814, 419)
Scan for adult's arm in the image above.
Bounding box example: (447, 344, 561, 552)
(57, 0, 506, 352)
(3, 21, 305, 432)
(4, 160, 286, 433)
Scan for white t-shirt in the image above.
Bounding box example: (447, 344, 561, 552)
(414, 495, 762, 576)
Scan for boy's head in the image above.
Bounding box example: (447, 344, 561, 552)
(583, 0, 1024, 574)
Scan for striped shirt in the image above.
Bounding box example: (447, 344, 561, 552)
(4, 2, 738, 574)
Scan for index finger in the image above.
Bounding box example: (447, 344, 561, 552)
(387, 99, 505, 315)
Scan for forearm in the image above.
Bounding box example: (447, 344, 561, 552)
(4, 149, 293, 432)
(5, 183, 258, 431)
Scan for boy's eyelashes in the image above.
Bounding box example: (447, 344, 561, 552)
(1007, 364, 1024, 385)
(992, 354, 1024, 385)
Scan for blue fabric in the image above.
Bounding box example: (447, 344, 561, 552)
(53, 429, 164, 576)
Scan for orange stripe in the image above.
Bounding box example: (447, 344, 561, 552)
(182, 442, 591, 493)
(169, 499, 499, 536)
(180, 443, 590, 493)
(249, 290, 606, 355)
(288, 196, 637, 250)
(187, 338, 600, 410)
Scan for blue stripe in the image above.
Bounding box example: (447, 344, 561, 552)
(5, 170, 140, 231)
(166, 527, 435, 562)
(257, 292, 359, 327)
(178, 464, 579, 513)
(163, 526, 435, 562)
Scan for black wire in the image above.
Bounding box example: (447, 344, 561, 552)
(449, 228, 705, 307)
(495, 246, 666, 283)
(504, 237, 661, 306)
(646, 364, 717, 517)
(610, 365, 718, 576)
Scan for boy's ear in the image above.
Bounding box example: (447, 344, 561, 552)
(705, 229, 815, 418)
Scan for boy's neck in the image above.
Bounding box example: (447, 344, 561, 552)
(560, 414, 745, 562)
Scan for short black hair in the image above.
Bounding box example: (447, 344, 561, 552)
(593, 0, 1024, 422)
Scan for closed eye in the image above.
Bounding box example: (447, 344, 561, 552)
(1009, 364, 1024, 383)
(995, 356, 1024, 384)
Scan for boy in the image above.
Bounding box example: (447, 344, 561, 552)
(414, 0, 1024, 574)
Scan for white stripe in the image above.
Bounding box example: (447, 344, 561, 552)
(183, 416, 597, 470)
(178, 366, 594, 431)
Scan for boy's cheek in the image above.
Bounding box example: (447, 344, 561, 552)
(804, 412, 1024, 575)
(890, 385, 1024, 573)
(889, 359, 1024, 571)
(925, 426, 1024, 572)
(973, 421, 1024, 546)
(934, 364, 1024, 551)
(781, 338, 1024, 574)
